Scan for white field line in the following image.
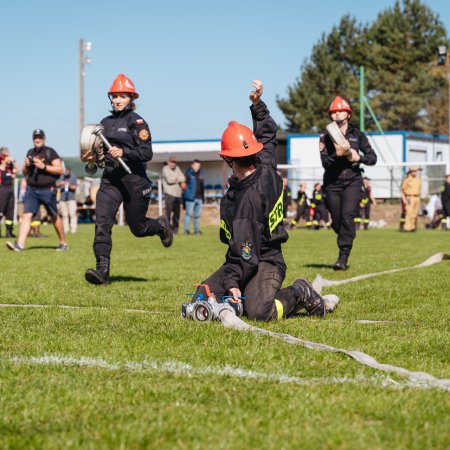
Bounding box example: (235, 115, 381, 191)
(0, 304, 165, 314)
(3, 354, 436, 390)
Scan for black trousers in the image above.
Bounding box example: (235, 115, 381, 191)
(294, 202, 309, 223)
(94, 173, 160, 259)
(314, 204, 329, 223)
(195, 257, 304, 322)
(0, 185, 14, 220)
(164, 194, 181, 231)
(324, 177, 363, 255)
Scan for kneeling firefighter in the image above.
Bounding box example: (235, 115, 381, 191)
(194, 81, 329, 321)
(83, 74, 173, 285)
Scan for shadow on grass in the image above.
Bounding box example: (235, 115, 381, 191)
(26, 246, 60, 250)
(109, 275, 148, 282)
(304, 263, 336, 269)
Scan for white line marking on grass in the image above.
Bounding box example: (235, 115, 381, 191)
(4, 354, 436, 390)
(0, 304, 165, 314)
(355, 320, 407, 324)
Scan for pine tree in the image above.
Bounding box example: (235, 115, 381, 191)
(277, 0, 449, 134)
(365, 0, 448, 132)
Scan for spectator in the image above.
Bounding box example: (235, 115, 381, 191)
(78, 195, 95, 224)
(0, 147, 19, 237)
(401, 166, 422, 232)
(57, 166, 78, 234)
(162, 156, 185, 234)
(6, 129, 68, 251)
(183, 159, 205, 235)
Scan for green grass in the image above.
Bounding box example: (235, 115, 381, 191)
(0, 225, 449, 449)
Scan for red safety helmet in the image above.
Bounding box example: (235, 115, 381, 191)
(220, 121, 263, 158)
(108, 74, 139, 99)
(329, 96, 352, 116)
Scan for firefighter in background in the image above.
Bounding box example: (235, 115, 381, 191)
(401, 166, 422, 232)
(320, 96, 377, 270)
(290, 183, 311, 229)
(282, 176, 292, 220)
(399, 200, 406, 231)
(355, 177, 376, 230)
(0, 147, 19, 238)
(311, 182, 329, 230)
(440, 173, 450, 230)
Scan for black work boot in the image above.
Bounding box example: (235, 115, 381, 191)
(333, 252, 348, 271)
(157, 215, 173, 248)
(288, 278, 326, 317)
(85, 256, 111, 285)
(5, 224, 16, 238)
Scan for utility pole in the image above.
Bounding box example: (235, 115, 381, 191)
(79, 39, 92, 137)
(360, 65, 365, 132)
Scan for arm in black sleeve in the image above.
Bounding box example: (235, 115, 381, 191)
(250, 101, 279, 168)
(319, 134, 338, 169)
(358, 132, 377, 166)
(221, 196, 264, 291)
(121, 119, 153, 163)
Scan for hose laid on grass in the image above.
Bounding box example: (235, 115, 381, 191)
(219, 252, 450, 391)
(312, 252, 450, 293)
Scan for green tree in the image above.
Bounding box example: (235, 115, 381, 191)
(277, 15, 366, 133)
(278, 0, 448, 134)
(365, 0, 448, 132)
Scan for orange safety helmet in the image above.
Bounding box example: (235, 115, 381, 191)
(108, 74, 139, 99)
(329, 96, 352, 116)
(220, 121, 263, 158)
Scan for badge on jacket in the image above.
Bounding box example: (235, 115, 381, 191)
(139, 129, 150, 140)
(241, 242, 252, 261)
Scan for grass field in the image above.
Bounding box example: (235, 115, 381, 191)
(0, 225, 449, 449)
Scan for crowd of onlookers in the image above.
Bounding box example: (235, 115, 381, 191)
(1, 145, 450, 239)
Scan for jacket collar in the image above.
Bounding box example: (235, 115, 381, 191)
(229, 165, 260, 191)
(111, 106, 132, 118)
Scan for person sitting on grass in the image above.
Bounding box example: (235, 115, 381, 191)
(193, 80, 337, 321)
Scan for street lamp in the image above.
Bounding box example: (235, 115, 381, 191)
(80, 38, 92, 136)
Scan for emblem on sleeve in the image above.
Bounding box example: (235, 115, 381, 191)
(241, 242, 252, 261)
(136, 119, 144, 125)
(139, 129, 150, 140)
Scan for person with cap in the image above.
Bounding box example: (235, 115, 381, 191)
(6, 129, 68, 251)
(193, 80, 334, 321)
(320, 96, 377, 270)
(82, 74, 173, 285)
(162, 156, 185, 234)
(0, 147, 19, 238)
(401, 166, 422, 232)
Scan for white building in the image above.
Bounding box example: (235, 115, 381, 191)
(286, 131, 450, 199)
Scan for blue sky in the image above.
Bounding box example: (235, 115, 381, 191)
(1, 0, 449, 162)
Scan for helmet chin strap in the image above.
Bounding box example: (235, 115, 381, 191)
(335, 118, 347, 126)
